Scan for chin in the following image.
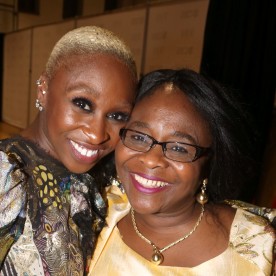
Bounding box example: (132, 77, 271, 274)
(130, 200, 156, 214)
(65, 164, 92, 174)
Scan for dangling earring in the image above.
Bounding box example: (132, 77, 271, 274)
(196, 178, 208, 204)
(35, 99, 43, 112)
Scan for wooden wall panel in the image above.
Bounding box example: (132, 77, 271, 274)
(29, 21, 75, 123)
(77, 9, 146, 77)
(144, 0, 209, 73)
(2, 0, 209, 127)
(2, 29, 32, 128)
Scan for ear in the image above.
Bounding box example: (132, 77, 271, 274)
(36, 74, 48, 107)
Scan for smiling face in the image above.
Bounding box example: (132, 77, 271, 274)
(37, 53, 136, 173)
(115, 86, 212, 215)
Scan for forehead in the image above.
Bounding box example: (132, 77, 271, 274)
(55, 53, 132, 79)
(49, 53, 135, 94)
(129, 87, 212, 145)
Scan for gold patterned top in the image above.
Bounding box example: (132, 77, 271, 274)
(0, 137, 106, 275)
(89, 185, 275, 276)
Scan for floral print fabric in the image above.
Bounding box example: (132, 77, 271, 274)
(0, 137, 106, 275)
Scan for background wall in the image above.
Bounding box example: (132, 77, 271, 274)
(2, 0, 209, 128)
(200, 0, 276, 207)
(0, 0, 275, 206)
(0, 0, 15, 33)
(0, 0, 106, 33)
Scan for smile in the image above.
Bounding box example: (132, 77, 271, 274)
(70, 140, 98, 157)
(134, 174, 169, 188)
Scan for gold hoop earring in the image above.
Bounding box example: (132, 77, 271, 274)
(196, 178, 208, 204)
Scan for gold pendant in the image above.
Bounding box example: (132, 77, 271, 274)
(151, 251, 164, 265)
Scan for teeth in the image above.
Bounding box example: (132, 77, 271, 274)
(134, 174, 168, 188)
(71, 141, 98, 157)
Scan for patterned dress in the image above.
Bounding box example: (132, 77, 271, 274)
(0, 137, 106, 275)
(89, 185, 276, 276)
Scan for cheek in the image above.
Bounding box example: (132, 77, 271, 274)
(115, 143, 134, 177)
(173, 163, 202, 188)
(106, 123, 126, 146)
(46, 99, 73, 125)
(47, 111, 77, 132)
(107, 134, 120, 152)
(115, 143, 126, 170)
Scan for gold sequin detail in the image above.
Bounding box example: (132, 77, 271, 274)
(41, 171, 47, 182)
(45, 223, 52, 233)
(33, 165, 63, 209)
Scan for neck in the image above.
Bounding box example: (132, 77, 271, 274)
(129, 202, 205, 266)
(20, 116, 40, 141)
(21, 115, 54, 157)
(131, 201, 201, 236)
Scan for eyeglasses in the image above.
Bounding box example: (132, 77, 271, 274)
(119, 128, 210, 163)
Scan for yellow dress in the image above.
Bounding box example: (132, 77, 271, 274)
(89, 185, 275, 276)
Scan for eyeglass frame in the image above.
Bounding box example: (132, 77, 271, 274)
(119, 128, 211, 163)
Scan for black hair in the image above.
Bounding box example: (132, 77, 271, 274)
(136, 68, 257, 202)
(89, 152, 116, 193)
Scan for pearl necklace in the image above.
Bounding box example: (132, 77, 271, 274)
(130, 204, 205, 265)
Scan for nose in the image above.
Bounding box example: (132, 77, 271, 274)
(138, 144, 168, 169)
(82, 117, 110, 145)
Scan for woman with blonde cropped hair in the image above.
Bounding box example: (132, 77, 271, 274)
(0, 26, 137, 275)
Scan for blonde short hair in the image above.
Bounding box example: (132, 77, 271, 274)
(45, 26, 137, 81)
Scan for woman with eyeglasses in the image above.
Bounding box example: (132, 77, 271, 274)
(88, 68, 275, 275)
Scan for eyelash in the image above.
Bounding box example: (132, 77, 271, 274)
(72, 97, 92, 111)
(107, 112, 130, 122)
(72, 97, 130, 122)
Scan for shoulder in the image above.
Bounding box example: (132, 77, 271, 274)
(207, 203, 275, 268)
(103, 184, 130, 226)
(230, 207, 275, 238)
(105, 184, 130, 210)
(0, 137, 22, 151)
(0, 149, 27, 265)
(225, 199, 276, 227)
(0, 148, 27, 228)
(222, 201, 275, 249)
(0, 149, 26, 187)
(0, 149, 13, 169)
(229, 206, 275, 274)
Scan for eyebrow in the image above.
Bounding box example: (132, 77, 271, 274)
(66, 83, 100, 96)
(129, 121, 149, 128)
(173, 131, 197, 144)
(66, 83, 134, 110)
